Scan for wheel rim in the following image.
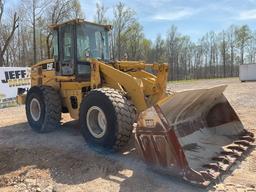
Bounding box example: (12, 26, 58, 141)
(30, 98, 41, 121)
(86, 106, 107, 139)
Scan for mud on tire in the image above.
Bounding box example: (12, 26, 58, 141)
(79, 88, 136, 152)
(25, 86, 61, 133)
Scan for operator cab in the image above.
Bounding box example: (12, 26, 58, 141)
(50, 19, 111, 78)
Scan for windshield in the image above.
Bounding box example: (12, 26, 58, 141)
(76, 24, 110, 61)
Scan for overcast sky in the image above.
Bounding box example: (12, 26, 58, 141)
(5, 0, 256, 42)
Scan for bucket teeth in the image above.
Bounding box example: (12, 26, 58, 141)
(203, 163, 225, 172)
(200, 171, 216, 181)
(212, 156, 230, 164)
(227, 145, 247, 152)
(239, 135, 255, 143)
(201, 134, 255, 185)
(198, 134, 255, 187)
(241, 131, 254, 138)
(234, 140, 251, 146)
(220, 150, 240, 158)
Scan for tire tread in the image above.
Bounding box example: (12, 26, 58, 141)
(80, 87, 136, 150)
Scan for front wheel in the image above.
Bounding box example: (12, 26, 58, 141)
(79, 88, 136, 152)
(25, 86, 61, 133)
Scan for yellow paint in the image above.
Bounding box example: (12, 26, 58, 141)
(16, 95, 26, 105)
(24, 58, 169, 120)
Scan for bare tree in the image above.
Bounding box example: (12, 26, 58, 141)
(46, 0, 71, 58)
(154, 34, 166, 63)
(166, 25, 179, 80)
(246, 32, 256, 64)
(0, 0, 3, 23)
(21, 0, 50, 64)
(227, 25, 236, 76)
(45, 0, 84, 58)
(95, 2, 108, 24)
(0, 0, 19, 66)
(112, 2, 135, 60)
(220, 31, 227, 77)
(126, 22, 144, 60)
(70, 0, 84, 19)
(235, 25, 251, 65)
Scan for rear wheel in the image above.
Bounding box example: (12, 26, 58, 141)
(79, 88, 136, 152)
(25, 86, 61, 133)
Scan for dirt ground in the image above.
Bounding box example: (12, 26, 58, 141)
(0, 78, 256, 192)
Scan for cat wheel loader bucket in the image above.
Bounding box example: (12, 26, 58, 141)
(135, 85, 255, 187)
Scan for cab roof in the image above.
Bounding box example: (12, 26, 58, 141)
(48, 19, 112, 31)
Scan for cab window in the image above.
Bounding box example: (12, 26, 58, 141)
(52, 31, 58, 59)
(63, 25, 72, 62)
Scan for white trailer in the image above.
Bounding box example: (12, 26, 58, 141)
(239, 64, 256, 82)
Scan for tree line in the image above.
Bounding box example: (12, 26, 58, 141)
(0, 0, 255, 80)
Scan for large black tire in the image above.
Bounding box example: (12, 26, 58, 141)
(25, 86, 61, 133)
(79, 88, 136, 152)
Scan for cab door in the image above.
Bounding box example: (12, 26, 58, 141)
(60, 24, 75, 76)
(75, 24, 91, 80)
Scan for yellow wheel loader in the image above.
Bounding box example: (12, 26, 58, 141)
(17, 19, 254, 187)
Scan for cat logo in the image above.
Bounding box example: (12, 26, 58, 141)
(47, 63, 54, 71)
